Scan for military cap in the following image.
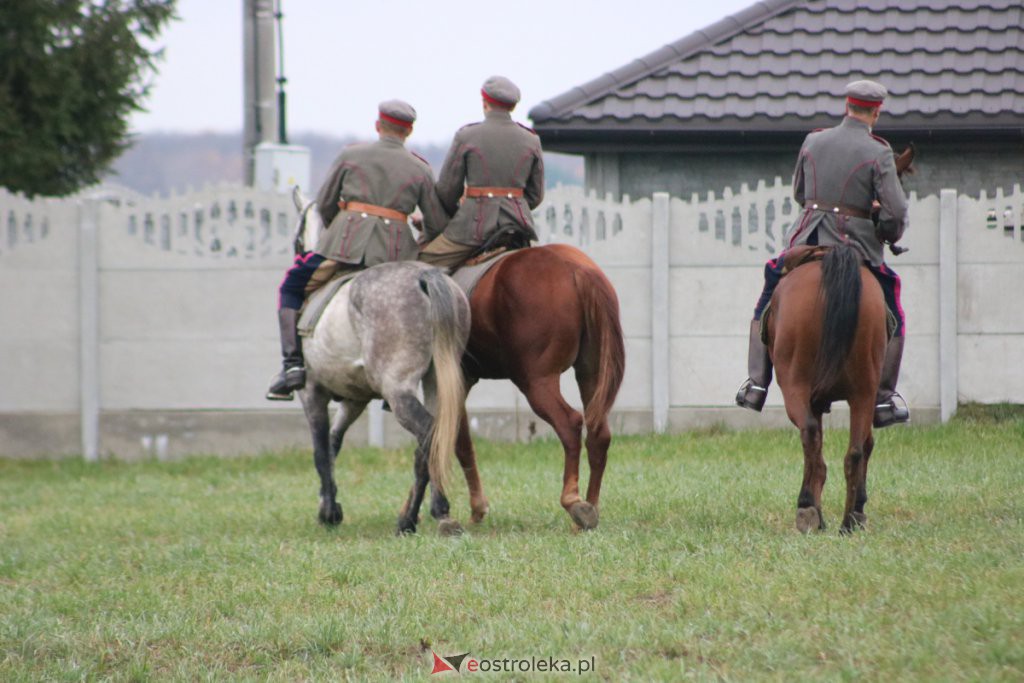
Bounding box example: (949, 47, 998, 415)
(378, 99, 416, 128)
(481, 75, 521, 108)
(845, 80, 887, 107)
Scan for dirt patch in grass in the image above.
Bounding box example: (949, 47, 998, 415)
(955, 402, 1024, 424)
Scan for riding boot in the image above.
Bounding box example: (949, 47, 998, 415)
(874, 335, 910, 427)
(266, 308, 307, 401)
(735, 319, 773, 412)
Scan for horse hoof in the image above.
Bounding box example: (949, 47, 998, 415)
(396, 518, 417, 535)
(841, 512, 867, 534)
(568, 501, 599, 531)
(318, 501, 343, 526)
(438, 518, 464, 537)
(795, 507, 821, 534)
(470, 500, 490, 524)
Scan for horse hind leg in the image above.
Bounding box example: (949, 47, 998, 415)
(575, 366, 611, 512)
(795, 410, 828, 534)
(420, 371, 465, 536)
(521, 376, 594, 530)
(455, 402, 489, 523)
(388, 389, 462, 536)
(388, 391, 432, 534)
(854, 432, 874, 520)
(330, 398, 368, 458)
(841, 400, 875, 534)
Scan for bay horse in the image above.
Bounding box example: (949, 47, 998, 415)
(765, 242, 887, 533)
(453, 244, 626, 531)
(290, 193, 471, 535)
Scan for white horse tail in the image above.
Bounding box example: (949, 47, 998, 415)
(419, 268, 468, 494)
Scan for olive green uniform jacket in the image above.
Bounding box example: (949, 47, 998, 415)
(314, 135, 448, 264)
(788, 116, 908, 267)
(429, 109, 544, 246)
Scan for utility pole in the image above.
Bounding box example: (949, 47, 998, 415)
(242, 0, 278, 185)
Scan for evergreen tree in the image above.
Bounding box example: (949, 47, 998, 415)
(0, 1, 176, 197)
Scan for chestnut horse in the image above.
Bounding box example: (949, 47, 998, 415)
(765, 242, 887, 533)
(453, 244, 625, 530)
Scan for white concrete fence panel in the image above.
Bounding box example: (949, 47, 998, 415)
(1, 181, 1021, 459)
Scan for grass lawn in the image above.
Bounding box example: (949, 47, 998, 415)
(1, 412, 1022, 681)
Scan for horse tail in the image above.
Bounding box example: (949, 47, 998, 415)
(811, 243, 862, 402)
(575, 265, 626, 434)
(419, 268, 467, 494)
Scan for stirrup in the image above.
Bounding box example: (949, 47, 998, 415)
(735, 379, 768, 412)
(266, 366, 306, 401)
(873, 392, 910, 428)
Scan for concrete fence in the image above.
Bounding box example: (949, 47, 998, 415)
(1, 181, 1021, 459)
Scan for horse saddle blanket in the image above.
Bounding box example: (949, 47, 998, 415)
(450, 250, 516, 299)
(297, 273, 357, 337)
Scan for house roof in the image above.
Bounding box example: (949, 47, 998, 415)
(529, 0, 1024, 149)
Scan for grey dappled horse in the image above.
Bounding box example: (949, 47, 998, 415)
(291, 191, 471, 535)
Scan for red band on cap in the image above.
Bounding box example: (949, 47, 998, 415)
(481, 89, 514, 108)
(379, 112, 413, 128)
(847, 96, 882, 108)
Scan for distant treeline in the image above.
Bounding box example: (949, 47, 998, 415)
(106, 132, 583, 196)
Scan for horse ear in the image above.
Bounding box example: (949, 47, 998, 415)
(292, 185, 309, 211)
(894, 144, 916, 177)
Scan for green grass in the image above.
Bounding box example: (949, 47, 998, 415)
(1, 415, 1022, 681)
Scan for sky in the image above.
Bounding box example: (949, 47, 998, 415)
(130, 0, 754, 145)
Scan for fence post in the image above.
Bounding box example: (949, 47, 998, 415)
(368, 401, 384, 447)
(79, 198, 101, 461)
(652, 192, 670, 433)
(938, 189, 958, 423)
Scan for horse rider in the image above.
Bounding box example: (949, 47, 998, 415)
(735, 79, 911, 427)
(266, 100, 449, 401)
(418, 75, 545, 268)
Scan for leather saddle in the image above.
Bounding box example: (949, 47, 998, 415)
(780, 244, 831, 275)
(449, 224, 537, 274)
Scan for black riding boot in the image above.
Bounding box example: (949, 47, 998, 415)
(735, 319, 773, 412)
(266, 308, 306, 401)
(874, 335, 910, 427)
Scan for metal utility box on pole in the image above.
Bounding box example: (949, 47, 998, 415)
(253, 142, 310, 193)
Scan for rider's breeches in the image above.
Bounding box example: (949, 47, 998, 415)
(753, 254, 784, 321)
(418, 233, 476, 268)
(278, 252, 347, 310)
(871, 262, 905, 337)
(752, 250, 905, 338)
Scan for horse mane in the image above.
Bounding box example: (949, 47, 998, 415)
(811, 244, 862, 403)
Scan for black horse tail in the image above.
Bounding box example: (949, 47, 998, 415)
(811, 243, 862, 403)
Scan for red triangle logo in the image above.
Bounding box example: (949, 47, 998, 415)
(431, 651, 456, 674)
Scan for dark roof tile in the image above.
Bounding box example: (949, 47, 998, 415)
(530, 0, 1024, 136)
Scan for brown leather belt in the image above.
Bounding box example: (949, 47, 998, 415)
(808, 201, 870, 220)
(338, 200, 407, 222)
(465, 186, 524, 198)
